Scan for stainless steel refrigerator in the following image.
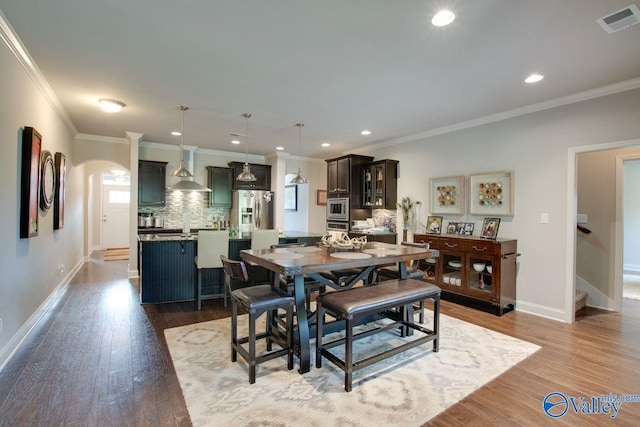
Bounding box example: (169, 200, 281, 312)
(230, 190, 274, 238)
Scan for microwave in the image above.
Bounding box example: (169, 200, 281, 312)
(327, 198, 349, 221)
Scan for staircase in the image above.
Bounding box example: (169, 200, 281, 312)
(575, 290, 588, 312)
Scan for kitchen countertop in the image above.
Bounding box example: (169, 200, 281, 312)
(138, 229, 325, 242)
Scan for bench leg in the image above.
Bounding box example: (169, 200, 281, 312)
(231, 299, 238, 362)
(345, 318, 353, 392)
(315, 305, 324, 368)
(433, 296, 440, 352)
(286, 306, 294, 370)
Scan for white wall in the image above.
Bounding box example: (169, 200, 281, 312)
(624, 159, 640, 273)
(0, 41, 85, 363)
(365, 88, 640, 321)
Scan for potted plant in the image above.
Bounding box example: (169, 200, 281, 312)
(397, 197, 414, 241)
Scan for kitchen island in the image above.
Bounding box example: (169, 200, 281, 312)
(138, 230, 324, 304)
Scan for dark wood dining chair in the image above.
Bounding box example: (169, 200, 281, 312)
(220, 255, 295, 384)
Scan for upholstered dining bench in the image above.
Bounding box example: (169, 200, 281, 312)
(315, 279, 440, 392)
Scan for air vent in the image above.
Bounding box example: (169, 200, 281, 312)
(597, 4, 640, 34)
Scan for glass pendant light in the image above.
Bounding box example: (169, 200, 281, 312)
(172, 106, 193, 178)
(236, 113, 257, 182)
(290, 123, 309, 184)
(167, 106, 211, 192)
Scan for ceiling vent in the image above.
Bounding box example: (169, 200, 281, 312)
(597, 4, 640, 34)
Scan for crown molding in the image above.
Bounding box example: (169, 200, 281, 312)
(0, 11, 77, 137)
(358, 77, 640, 153)
(76, 133, 128, 145)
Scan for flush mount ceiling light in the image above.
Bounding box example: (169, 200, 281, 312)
(322, 142, 330, 147)
(525, 73, 544, 83)
(361, 130, 372, 136)
(99, 98, 125, 113)
(171, 131, 181, 136)
(432, 10, 456, 26)
(290, 123, 309, 185)
(276, 146, 284, 151)
(236, 113, 257, 182)
(167, 106, 211, 192)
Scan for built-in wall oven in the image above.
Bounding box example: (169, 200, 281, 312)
(326, 220, 349, 233)
(327, 197, 349, 221)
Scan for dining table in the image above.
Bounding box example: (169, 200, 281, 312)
(240, 241, 440, 374)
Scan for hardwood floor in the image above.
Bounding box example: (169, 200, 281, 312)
(1, 254, 639, 426)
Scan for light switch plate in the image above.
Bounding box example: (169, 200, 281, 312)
(540, 213, 549, 224)
(577, 214, 588, 223)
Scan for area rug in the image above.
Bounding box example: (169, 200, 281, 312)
(623, 274, 640, 300)
(103, 247, 129, 261)
(165, 311, 540, 426)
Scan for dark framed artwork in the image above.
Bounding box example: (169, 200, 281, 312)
(481, 217, 501, 239)
(426, 215, 443, 234)
(446, 222, 458, 234)
(54, 152, 66, 229)
(20, 127, 42, 238)
(284, 185, 297, 211)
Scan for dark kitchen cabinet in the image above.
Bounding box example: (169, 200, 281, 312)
(206, 166, 232, 208)
(139, 239, 196, 303)
(325, 154, 373, 200)
(228, 162, 271, 190)
(362, 159, 398, 209)
(138, 160, 167, 206)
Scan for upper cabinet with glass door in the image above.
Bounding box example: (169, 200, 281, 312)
(361, 159, 398, 209)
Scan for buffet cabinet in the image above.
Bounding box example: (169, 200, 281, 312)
(413, 234, 519, 315)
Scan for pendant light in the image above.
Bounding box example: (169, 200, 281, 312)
(172, 106, 193, 178)
(236, 113, 257, 182)
(290, 123, 309, 184)
(167, 106, 211, 192)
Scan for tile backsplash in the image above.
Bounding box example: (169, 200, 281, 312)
(139, 191, 228, 229)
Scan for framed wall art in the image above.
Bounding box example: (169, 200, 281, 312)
(20, 127, 42, 238)
(54, 152, 66, 229)
(481, 217, 500, 239)
(284, 184, 297, 211)
(429, 175, 464, 215)
(40, 150, 55, 212)
(469, 171, 514, 216)
(316, 189, 327, 206)
(426, 215, 443, 234)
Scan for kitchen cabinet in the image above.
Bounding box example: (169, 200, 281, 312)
(349, 231, 396, 244)
(228, 162, 271, 190)
(325, 154, 373, 201)
(206, 166, 232, 208)
(413, 234, 519, 315)
(139, 239, 196, 303)
(361, 159, 398, 209)
(138, 160, 167, 206)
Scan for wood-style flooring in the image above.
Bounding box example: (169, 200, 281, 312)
(0, 253, 639, 426)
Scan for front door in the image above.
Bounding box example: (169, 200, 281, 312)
(102, 181, 130, 249)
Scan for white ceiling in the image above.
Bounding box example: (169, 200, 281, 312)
(1, 1, 639, 159)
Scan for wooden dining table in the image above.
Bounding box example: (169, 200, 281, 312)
(240, 241, 440, 373)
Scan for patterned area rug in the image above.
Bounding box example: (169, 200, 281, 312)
(103, 248, 129, 261)
(165, 311, 540, 426)
(623, 274, 640, 300)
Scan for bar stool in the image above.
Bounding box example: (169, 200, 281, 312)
(220, 255, 295, 384)
(248, 229, 280, 283)
(195, 230, 229, 310)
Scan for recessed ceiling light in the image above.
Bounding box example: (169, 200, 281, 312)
(99, 98, 125, 113)
(276, 146, 284, 151)
(322, 143, 330, 147)
(525, 73, 544, 83)
(361, 130, 371, 136)
(171, 131, 181, 136)
(432, 10, 455, 26)
(231, 139, 241, 145)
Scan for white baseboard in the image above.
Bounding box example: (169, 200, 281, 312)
(515, 300, 568, 323)
(576, 274, 615, 310)
(623, 264, 640, 275)
(0, 257, 85, 373)
(128, 268, 139, 279)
